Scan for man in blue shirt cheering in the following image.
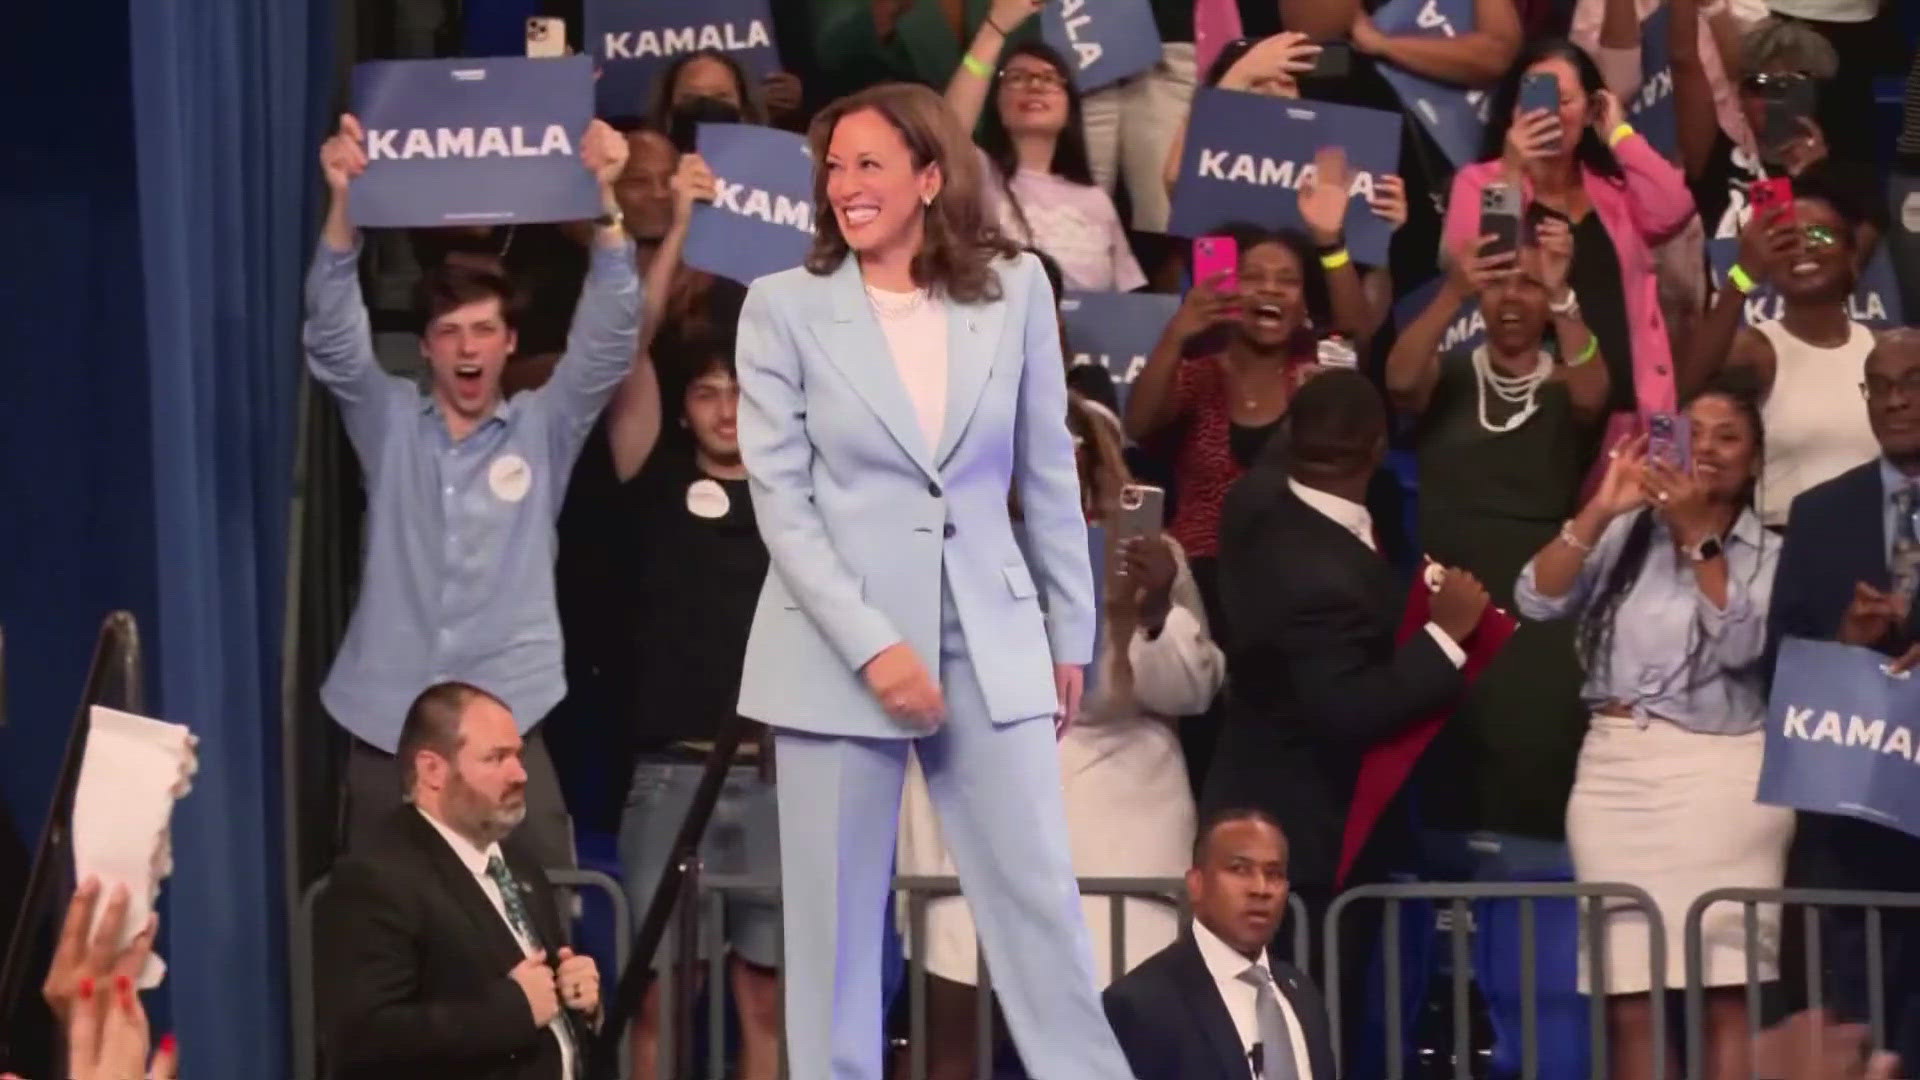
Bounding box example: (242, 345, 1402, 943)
(307, 113, 640, 872)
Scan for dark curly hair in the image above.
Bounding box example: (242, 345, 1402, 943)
(803, 83, 1021, 304)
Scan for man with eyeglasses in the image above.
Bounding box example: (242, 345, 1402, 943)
(1767, 327, 1920, 1070)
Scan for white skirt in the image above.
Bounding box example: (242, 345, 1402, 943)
(1566, 715, 1795, 995)
(897, 715, 1194, 988)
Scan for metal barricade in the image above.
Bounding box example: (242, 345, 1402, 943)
(291, 868, 631, 1080)
(1326, 881, 1668, 1080)
(1683, 887, 1920, 1080)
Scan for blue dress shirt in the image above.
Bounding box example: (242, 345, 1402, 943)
(1515, 507, 1779, 735)
(304, 236, 639, 750)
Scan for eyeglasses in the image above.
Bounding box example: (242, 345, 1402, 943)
(1861, 372, 1920, 401)
(999, 69, 1067, 92)
(1742, 71, 1813, 92)
(1802, 223, 1840, 249)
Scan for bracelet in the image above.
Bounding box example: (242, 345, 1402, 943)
(1559, 522, 1594, 553)
(1319, 248, 1352, 270)
(1548, 289, 1579, 316)
(984, 16, 1007, 36)
(1607, 123, 1635, 148)
(1726, 263, 1757, 295)
(962, 52, 993, 78)
(1566, 335, 1599, 367)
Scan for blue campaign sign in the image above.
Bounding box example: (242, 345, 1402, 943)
(350, 57, 600, 228)
(1168, 89, 1404, 265)
(1760, 637, 1920, 840)
(1627, 4, 1678, 161)
(586, 0, 780, 119)
(682, 123, 815, 285)
(1392, 276, 1484, 356)
(1371, 0, 1492, 168)
(1705, 238, 1904, 329)
(1059, 290, 1180, 415)
(1042, 0, 1162, 93)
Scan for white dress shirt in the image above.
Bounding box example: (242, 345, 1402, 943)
(869, 285, 949, 453)
(1287, 478, 1468, 668)
(1190, 917, 1313, 1078)
(418, 808, 576, 1077)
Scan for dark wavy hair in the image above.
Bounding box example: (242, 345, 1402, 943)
(645, 48, 767, 129)
(978, 43, 1096, 239)
(803, 83, 1021, 304)
(1480, 39, 1624, 183)
(1575, 371, 1768, 686)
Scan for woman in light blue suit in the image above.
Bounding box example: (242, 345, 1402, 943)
(734, 82, 1135, 1079)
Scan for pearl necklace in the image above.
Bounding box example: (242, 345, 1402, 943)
(865, 283, 928, 318)
(1472, 345, 1552, 433)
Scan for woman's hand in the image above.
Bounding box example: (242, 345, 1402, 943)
(1776, 116, 1829, 177)
(1588, 434, 1651, 521)
(863, 643, 946, 731)
(1590, 87, 1626, 142)
(1533, 214, 1575, 298)
(1219, 32, 1319, 96)
(1504, 109, 1561, 175)
(1054, 664, 1084, 739)
(670, 152, 717, 227)
(1119, 535, 1178, 633)
(761, 72, 804, 119)
(1298, 148, 1353, 247)
(43, 878, 156, 1027)
(985, 0, 1043, 34)
(1736, 200, 1799, 283)
(1643, 460, 1715, 546)
(1448, 234, 1520, 296)
(1369, 174, 1408, 233)
(1166, 272, 1237, 342)
(64, 974, 176, 1080)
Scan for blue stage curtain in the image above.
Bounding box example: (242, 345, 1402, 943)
(126, 0, 331, 1072)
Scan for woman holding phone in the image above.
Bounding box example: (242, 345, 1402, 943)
(1445, 40, 1697, 457)
(733, 82, 1132, 1079)
(1514, 375, 1788, 1080)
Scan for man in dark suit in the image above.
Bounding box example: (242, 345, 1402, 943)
(317, 682, 601, 1080)
(1203, 370, 1484, 903)
(1104, 809, 1334, 1080)
(1768, 328, 1920, 1066)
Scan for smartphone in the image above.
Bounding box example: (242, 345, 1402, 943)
(1114, 484, 1166, 544)
(1192, 235, 1240, 297)
(1481, 182, 1522, 258)
(524, 16, 566, 58)
(1647, 411, 1693, 474)
(1748, 176, 1795, 224)
(1519, 72, 1564, 153)
(1308, 41, 1352, 81)
(1757, 75, 1817, 156)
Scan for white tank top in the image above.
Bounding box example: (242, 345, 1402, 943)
(1756, 319, 1880, 527)
(1761, 0, 1879, 23)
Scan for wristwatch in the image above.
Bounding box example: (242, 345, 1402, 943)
(1684, 535, 1724, 563)
(593, 207, 624, 231)
(1548, 289, 1580, 316)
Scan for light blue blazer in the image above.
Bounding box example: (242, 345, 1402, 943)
(734, 250, 1094, 739)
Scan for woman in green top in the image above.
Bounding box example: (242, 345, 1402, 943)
(1385, 219, 1609, 844)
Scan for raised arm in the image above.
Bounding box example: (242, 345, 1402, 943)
(1670, 0, 1724, 180)
(1385, 270, 1474, 416)
(529, 121, 641, 469)
(306, 113, 408, 462)
(1012, 253, 1096, 665)
(1516, 444, 1644, 616)
(945, 0, 1040, 135)
(1599, 92, 1699, 242)
(1679, 208, 1793, 398)
(1123, 278, 1230, 442)
(1531, 216, 1611, 420)
(1298, 148, 1380, 347)
(1352, 0, 1522, 88)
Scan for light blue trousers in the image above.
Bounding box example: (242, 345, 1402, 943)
(773, 584, 1135, 1080)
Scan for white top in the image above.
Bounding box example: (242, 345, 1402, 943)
(1287, 479, 1469, 667)
(1190, 916, 1314, 1078)
(1755, 320, 1880, 527)
(418, 808, 576, 1077)
(1763, 0, 1879, 23)
(868, 285, 949, 452)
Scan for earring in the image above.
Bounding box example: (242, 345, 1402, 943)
(922, 192, 934, 207)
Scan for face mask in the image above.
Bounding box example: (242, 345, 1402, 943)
(669, 96, 746, 154)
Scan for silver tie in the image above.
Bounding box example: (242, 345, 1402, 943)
(1238, 963, 1300, 1079)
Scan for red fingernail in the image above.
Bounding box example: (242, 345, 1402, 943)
(116, 974, 132, 1006)
(158, 1033, 177, 1056)
(78, 977, 93, 1000)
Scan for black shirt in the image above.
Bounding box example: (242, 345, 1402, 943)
(620, 444, 768, 750)
(1568, 212, 1635, 414)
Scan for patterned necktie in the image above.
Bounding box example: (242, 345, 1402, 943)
(1893, 485, 1920, 602)
(1238, 964, 1300, 1080)
(487, 855, 585, 1077)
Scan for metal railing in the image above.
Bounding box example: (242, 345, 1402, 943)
(1325, 881, 1668, 1080)
(291, 868, 631, 1080)
(1683, 887, 1920, 1080)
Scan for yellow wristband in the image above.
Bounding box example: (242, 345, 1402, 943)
(1726, 263, 1757, 295)
(1567, 334, 1599, 367)
(1608, 123, 1635, 148)
(962, 53, 993, 78)
(1319, 248, 1352, 270)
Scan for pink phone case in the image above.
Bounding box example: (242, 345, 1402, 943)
(1192, 236, 1239, 295)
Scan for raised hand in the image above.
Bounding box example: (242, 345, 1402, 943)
(670, 152, 718, 226)
(1531, 215, 1575, 297)
(1370, 173, 1408, 232)
(579, 119, 629, 188)
(1298, 147, 1354, 247)
(1589, 435, 1651, 521)
(1448, 234, 1521, 296)
(320, 113, 368, 195)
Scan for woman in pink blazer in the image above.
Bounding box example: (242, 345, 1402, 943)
(1444, 39, 1697, 457)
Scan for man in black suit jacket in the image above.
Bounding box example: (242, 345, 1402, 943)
(1104, 809, 1334, 1080)
(1768, 329, 1920, 1066)
(1203, 370, 1484, 900)
(317, 682, 600, 1080)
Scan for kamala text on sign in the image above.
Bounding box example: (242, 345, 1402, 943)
(1370, 0, 1491, 167)
(1760, 637, 1920, 840)
(587, 0, 781, 118)
(601, 22, 771, 60)
(350, 56, 600, 228)
(682, 123, 816, 285)
(1041, 0, 1162, 92)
